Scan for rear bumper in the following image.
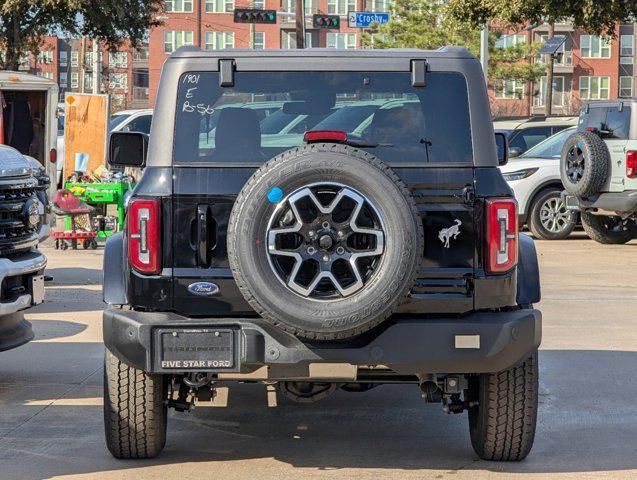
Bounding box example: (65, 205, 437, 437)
(564, 190, 637, 214)
(103, 308, 542, 377)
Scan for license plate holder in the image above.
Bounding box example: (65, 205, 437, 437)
(157, 328, 235, 370)
(30, 275, 44, 305)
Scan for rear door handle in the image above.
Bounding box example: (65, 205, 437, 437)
(197, 205, 210, 267)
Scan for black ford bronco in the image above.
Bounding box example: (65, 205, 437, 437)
(103, 47, 542, 461)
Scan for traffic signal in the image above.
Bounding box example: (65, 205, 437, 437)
(233, 8, 277, 24)
(313, 14, 340, 29)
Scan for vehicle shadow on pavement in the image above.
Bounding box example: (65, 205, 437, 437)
(44, 267, 103, 286)
(0, 348, 635, 478)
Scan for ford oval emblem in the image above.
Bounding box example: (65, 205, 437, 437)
(187, 282, 220, 296)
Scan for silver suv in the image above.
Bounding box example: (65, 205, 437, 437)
(561, 100, 637, 244)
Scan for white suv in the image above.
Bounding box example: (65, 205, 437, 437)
(561, 100, 637, 244)
(501, 127, 577, 240)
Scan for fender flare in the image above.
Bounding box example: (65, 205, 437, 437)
(516, 233, 541, 305)
(103, 232, 128, 305)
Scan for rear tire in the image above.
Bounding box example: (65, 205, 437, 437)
(528, 189, 576, 240)
(580, 211, 637, 244)
(103, 349, 168, 459)
(468, 350, 538, 461)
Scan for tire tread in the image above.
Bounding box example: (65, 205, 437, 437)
(103, 349, 167, 459)
(470, 351, 538, 461)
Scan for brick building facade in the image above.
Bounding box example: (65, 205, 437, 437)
(8, 36, 150, 110)
(490, 23, 637, 117)
(147, 0, 382, 105)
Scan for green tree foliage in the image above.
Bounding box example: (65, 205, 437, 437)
(0, 0, 163, 70)
(445, 0, 637, 35)
(363, 0, 546, 86)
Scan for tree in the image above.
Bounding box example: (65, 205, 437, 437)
(362, 0, 545, 88)
(0, 0, 163, 70)
(444, 0, 637, 36)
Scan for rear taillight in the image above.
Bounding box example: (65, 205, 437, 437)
(626, 151, 637, 178)
(50, 148, 57, 164)
(127, 199, 161, 274)
(485, 198, 518, 274)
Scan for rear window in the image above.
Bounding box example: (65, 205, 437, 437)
(173, 71, 473, 165)
(578, 105, 632, 140)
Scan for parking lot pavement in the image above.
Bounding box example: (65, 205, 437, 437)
(0, 234, 636, 479)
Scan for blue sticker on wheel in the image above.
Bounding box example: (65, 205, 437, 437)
(267, 187, 284, 203)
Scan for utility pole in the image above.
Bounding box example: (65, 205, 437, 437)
(250, 0, 255, 49)
(79, 36, 85, 93)
(480, 23, 489, 84)
(295, 0, 305, 49)
(545, 23, 555, 116)
(92, 39, 100, 94)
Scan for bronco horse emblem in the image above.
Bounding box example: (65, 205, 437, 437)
(438, 219, 462, 248)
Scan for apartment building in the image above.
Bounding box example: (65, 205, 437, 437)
(148, 0, 386, 105)
(8, 36, 150, 110)
(491, 23, 637, 117)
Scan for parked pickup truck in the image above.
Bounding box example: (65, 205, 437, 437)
(0, 146, 47, 351)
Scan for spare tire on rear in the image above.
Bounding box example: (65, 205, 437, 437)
(227, 143, 423, 340)
(560, 131, 609, 198)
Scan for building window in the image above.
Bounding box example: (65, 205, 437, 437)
(164, 0, 193, 12)
(164, 30, 194, 53)
(494, 79, 524, 99)
(327, 0, 356, 15)
(535, 76, 565, 107)
(283, 0, 314, 12)
(71, 51, 78, 67)
(495, 34, 525, 49)
(204, 0, 234, 13)
(36, 51, 53, 64)
(620, 34, 634, 64)
(253, 0, 265, 8)
(326, 33, 357, 49)
(282, 31, 313, 49)
(204, 31, 235, 50)
(59, 72, 68, 87)
(84, 51, 103, 65)
(579, 76, 610, 100)
(36, 71, 53, 79)
(70, 72, 79, 88)
(133, 47, 149, 62)
(580, 35, 611, 58)
(253, 31, 265, 50)
(109, 72, 128, 91)
(59, 51, 68, 67)
(369, 0, 390, 12)
(109, 52, 128, 68)
(620, 34, 634, 56)
(619, 76, 633, 98)
(83, 72, 93, 91)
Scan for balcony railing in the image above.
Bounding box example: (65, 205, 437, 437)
(536, 50, 573, 67)
(132, 86, 149, 100)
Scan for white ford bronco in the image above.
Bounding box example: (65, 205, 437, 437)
(561, 100, 637, 244)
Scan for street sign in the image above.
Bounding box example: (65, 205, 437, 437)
(539, 37, 566, 55)
(313, 14, 340, 29)
(233, 8, 276, 24)
(347, 12, 390, 28)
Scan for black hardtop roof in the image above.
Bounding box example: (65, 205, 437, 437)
(169, 46, 475, 60)
(584, 99, 637, 108)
